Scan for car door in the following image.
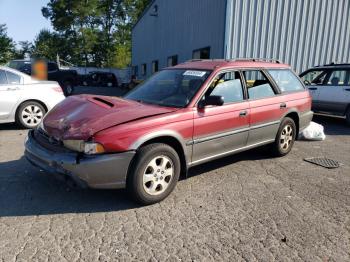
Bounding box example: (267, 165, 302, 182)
(192, 70, 250, 164)
(47, 62, 60, 82)
(242, 70, 284, 146)
(0, 69, 22, 120)
(316, 69, 350, 115)
(299, 69, 329, 111)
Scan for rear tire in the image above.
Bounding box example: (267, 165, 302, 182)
(271, 117, 296, 157)
(63, 80, 74, 96)
(127, 143, 181, 205)
(346, 108, 350, 126)
(16, 101, 46, 129)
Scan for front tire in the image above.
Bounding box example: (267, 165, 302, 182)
(16, 101, 46, 129)
(127, 143, 181, 205)
(271, 117, 296, 157)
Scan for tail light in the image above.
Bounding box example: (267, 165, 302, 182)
(52, 86, 63, 93)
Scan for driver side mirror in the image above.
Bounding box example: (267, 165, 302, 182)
(198, 95, 224, 109)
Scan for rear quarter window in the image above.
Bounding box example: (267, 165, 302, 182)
(268, 69, 304, 93)
(6, 71, 21, 84)
(0, 70, 8, 84)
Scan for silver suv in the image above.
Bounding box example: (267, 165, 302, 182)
(300, 63, 350, 125)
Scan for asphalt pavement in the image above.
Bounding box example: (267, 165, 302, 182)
(0, 115, 349, 261)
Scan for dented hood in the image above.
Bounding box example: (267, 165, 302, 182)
(43, 95, 177, 140)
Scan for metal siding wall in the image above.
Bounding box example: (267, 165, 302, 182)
(226, 0, 350, 73)
(132, 0, 227, 78)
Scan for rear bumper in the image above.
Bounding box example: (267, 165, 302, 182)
(299, 110, 314, 131)
(24, 130, 135, 189)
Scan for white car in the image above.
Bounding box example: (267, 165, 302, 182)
(0, 66, 65, 128)
(300, 63, 350, 125)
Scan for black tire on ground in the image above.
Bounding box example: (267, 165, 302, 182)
(127, 143, 181, 205)
(346, 108, 350, 126)
(63, 81, 74, 96)
(271, 117, 297, 157)
(15, 101, 46, 129)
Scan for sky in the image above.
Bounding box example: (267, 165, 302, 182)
(0, 0, 52, 43)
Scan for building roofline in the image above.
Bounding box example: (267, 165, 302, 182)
(132, 0, 156, 30)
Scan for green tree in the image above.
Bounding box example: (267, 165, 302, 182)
(14, 41, 34, 59)
(40, 0, 151, 68)
(32, 29, 68, 62)
(42, 0, 101, 66)
(0, 24, 16, 64)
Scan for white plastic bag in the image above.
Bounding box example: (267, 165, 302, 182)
(299, 121, 326, 141)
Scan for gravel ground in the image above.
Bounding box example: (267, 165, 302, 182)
(0, 116, 349, 261)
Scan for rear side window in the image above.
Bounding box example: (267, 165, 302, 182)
(325, 70, 350, 86)
(268, 69, 304, 92)
(0, 70, 8, 84)
(5, 71, 21, 84)
(242, 70, 275, 99)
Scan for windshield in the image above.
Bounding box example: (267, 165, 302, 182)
(8, 61, 27, 69)
(124, 69, 211, 107)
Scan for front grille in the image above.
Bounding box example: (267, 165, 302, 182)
(33, 129, 72, 153)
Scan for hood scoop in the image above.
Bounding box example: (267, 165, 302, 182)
(88, 97, 114, 108)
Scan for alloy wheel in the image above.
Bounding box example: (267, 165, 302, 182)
(143, 155, 174, 196)
(21, 105, 44, 127)
(280, 124, 293, 150)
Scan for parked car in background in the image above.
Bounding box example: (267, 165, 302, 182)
(80, 71, 118, 87)
(24, 59, 312, 204)
(0, 66, 65, 128)
(8, 60, 78, 96)
(300, 63, 350, 125)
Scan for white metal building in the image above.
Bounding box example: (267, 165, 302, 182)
(132, 0, 350, 79)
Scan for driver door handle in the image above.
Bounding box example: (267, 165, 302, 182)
(7, 87, 19, 91)
(239, 110, 247, 117)
(308, 87, 317, 90)
(280, 102, 287, 109)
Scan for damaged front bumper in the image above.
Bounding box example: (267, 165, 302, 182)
(24, 130, 135, 189)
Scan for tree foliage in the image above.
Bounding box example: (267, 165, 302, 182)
(15, 41, 34, 59)
(39, 0, 151, 68)
(0, 24, 16, 64)
(32, 29, 70, 62)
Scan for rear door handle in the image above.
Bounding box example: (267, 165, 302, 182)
(308, 87, 317, 90)
(239, 110, 247, 117)
(345, 88, 350, 91)
(280, 102, 287, 109)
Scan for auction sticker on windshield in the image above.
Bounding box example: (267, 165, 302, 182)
(183, 70, 207, 77)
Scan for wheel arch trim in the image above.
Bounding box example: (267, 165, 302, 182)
(129, 130, 190, 176)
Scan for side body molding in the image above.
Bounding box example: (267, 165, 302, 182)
(129, 129, 192, 166)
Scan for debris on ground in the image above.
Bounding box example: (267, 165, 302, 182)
(304, 157, 340, 169)
(299, 121, 326, 141)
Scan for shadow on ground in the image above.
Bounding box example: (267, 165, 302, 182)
(0, 146, 273, 217)
(312, 115, 350, 135)
(0, 113, 347, 217)
(188, 146, 273, 178)
(0, 156, 137, 217)
(0, 123, 22, 131)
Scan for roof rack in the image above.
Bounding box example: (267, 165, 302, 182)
(186, 59, 204, 62)
(233, 58, 281, 64)
(184, 58, 282, 64)
(317, 62, 350, 67)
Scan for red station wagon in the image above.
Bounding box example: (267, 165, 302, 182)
(25, 59, 313, 204)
